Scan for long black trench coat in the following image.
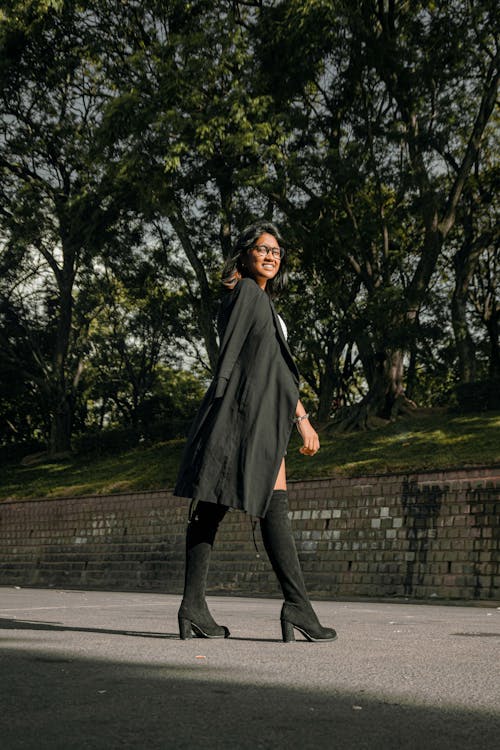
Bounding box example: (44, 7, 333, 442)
(174, 277, 300, 518)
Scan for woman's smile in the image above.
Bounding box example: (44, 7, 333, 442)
(246, 232, 281, 288)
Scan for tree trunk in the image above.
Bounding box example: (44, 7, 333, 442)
(450, 210, 481, 382)
(451, 293, 477, 383)
(49, 394, 73, 455)
(485, 309, 500, 379)
(317, 369, 336, 423)
(331, 347, 416, 432)
(47, 252, 75, 457)
(316, 340, 345, 423)
(168, 204, 219, 371)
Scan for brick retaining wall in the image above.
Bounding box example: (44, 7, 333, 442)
(1, 467, 499, 600)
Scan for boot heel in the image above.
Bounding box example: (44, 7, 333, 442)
(281, 619, 295, 642)
(178, 616, 193, 640)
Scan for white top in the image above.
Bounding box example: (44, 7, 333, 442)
(277, 314, 288, 340)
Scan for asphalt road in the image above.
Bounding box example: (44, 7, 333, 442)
(0, 587, 499, 750)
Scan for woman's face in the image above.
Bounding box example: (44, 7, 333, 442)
(244, 232, 282, 289)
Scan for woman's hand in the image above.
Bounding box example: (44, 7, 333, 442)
(297, 419, 320, 456)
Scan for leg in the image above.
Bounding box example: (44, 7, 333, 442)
(260, 476, 337, 643)
(178, 501, 230, 639)
(273, 457, 287, 490)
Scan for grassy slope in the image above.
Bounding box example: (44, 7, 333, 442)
(1, 410, 499, 502)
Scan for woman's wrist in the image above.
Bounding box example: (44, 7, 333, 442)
(293, 412, 310, 425)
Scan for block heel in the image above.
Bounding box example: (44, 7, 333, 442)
(281, 619, 295, 642)
(178, 615, 193, 640)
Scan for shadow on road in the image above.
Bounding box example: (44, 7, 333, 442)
(0, 617, 285, 643)
(0, 616, 177, 639)
(1, 642, 499, 750)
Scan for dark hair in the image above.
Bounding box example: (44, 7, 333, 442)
(221, 220, 288, 296)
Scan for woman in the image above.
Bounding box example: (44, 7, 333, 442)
(174, 220, 336, 643)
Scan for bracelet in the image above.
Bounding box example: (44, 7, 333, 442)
(293, 412, 310, 424)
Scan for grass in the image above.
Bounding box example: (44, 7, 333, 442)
(1, 409, 499, 502)
(287, 409, 500, 479)
(0, 441, 184, 502)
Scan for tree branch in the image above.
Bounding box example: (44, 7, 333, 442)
(439, 51, 500, 236)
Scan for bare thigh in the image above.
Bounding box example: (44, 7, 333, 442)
(273, 458, 287, 490)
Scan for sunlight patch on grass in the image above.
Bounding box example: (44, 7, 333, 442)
(1, 411, 499, 501)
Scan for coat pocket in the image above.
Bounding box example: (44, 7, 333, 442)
(236, 374, 253, 413)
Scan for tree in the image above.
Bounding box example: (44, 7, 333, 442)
(2, 0, 498, 453)
(449, 117, 499, 383)
(0, 1, 123, 453)
(0, 296, 50, 447)
(81, 254, 191, 434)
(251, 0, 499, 428)
(95, 0, 283, 371)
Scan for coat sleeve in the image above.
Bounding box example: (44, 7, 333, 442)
(214, 278, 263, 398)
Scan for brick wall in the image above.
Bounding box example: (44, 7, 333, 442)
(0, 466, 499, 600)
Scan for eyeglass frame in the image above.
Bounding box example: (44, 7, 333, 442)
(251, 244, 285, 260)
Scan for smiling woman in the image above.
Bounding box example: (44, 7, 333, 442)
(243, 235, 285, 287)
(221, 221, 289, 295)
(174, 220, 336, 644)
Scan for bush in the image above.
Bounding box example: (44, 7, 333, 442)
(73, 417, 192, 456)
(144, 418, 192, 441)
(73, 427, 141, 455)
(0, 439, 46, 466)
(454, 379, 500, 412)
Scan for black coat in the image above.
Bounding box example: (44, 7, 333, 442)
(174, 277, 300, 517)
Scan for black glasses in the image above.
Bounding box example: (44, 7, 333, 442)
(252, 244, 285, 260)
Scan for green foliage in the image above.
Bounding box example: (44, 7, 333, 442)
(0, 0, 498, 451)
(250, 0, 499, 418)
(0, 0, 127, 452)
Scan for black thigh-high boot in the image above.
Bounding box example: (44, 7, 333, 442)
(260, 490, 337, 642)
(178, 501, 230, 639)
